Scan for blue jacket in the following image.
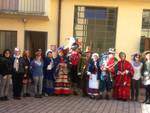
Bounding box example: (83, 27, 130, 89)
(88, 60, 101, 79)
(44, 58, 58, 80)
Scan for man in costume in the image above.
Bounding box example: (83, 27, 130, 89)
(69, 42, 81, 95)
(99, 48, 116, 99)
(79, 46, 92, 97)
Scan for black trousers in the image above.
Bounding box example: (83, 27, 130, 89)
(70, 65, 79, 85)
(81, 72, 89, 96)
(12, 73, 24, 97)
(131, 79, 140, 99)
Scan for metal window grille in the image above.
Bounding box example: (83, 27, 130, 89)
(142, 10, 150, 38)
(73, 6, 118, 53)
(0, 31, 17, 53)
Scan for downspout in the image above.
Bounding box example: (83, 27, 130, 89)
(57, 0, 62, 47)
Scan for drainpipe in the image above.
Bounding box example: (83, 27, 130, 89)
(57, 0, 62, 47)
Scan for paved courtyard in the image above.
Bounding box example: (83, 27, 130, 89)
(0, 95, 150, 113)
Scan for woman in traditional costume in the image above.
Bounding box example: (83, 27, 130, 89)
(43, 50, 56, 95)
(113, 52, 134, 101)
(54, 47, 72, 95)
(87, 53, 100, 99)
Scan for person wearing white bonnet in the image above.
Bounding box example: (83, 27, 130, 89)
(45, 49, 53, 57)
(43, 49, 55, 96)
(87, 52, 100, 99)
(92, 53, 99, 61)
(12, 47, 26, 100)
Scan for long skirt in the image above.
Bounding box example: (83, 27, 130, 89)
(43, 79, 54, 95)
(113, 75, 131, 100)
(54, 68, 72, 95)
(88, 74, 99, 96)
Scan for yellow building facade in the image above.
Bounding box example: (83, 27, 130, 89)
(0, 0, 150, 59)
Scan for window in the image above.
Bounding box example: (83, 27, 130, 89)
(74, 6, 118, 53)
(142, 10, 150, 38)
(0, 31, 17, 53)
(141, 10, 150, 52)
(0, 0, 18, 11)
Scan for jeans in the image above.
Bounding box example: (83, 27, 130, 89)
(33, 76, 43, 95)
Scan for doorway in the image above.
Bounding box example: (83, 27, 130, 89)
(25, 31, 47, 56)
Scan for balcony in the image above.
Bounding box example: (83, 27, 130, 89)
(0, 0, 46, 16)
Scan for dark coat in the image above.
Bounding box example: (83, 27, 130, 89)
(0, 56, 13, 76)
(44, 58, 56, 80)
(13, 57, 26, 74)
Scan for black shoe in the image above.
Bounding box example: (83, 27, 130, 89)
(13, 97, 21, 100)
(38, 94, 42, 98)
(98, 95, 103, 100)
(0, 97, 5, 101)
(105, 95, 110, 100)
(145, 101, 150, 104)
(23, 94, 27, 97)
(4, 96, 9, 101)
(73, 91, 78, 96)
(26, 93, 31, 97)
(34, 94, 39, 98)
(90, 95, 95, 99)
(131, 97, 134, 101)
(135, 98, 138, 102)
(143, 99, 148, 103)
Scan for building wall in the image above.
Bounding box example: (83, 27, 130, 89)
(60, 0, 150, 59)
(0, 0, 59, 52)
(0, 0, 150, 60)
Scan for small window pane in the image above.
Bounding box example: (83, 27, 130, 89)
(0, 31, 17, 53)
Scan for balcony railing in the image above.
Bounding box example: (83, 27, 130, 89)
(0, 0, 46, 16)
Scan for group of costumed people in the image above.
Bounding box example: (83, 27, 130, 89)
(0, 37, 150, 104)
(81, 47, 150, 104)
(65, 37, 150, 103)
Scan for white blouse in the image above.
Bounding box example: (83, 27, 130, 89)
(131, 61, 143, 80)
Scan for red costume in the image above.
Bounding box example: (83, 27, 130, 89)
(113, 60, 134, 100)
